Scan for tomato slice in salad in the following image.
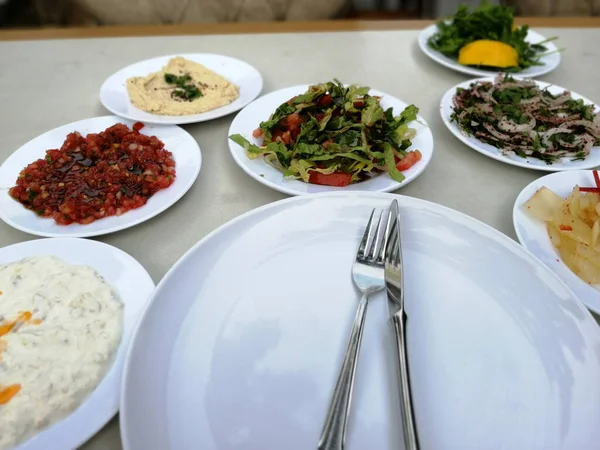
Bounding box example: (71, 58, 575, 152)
(396, 150, 422, 171)
(309, 171, 352, 187)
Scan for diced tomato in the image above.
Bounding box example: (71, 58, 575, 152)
(559, 225, 573, 231)
(317, 94, 333, 107)
(272, 130, 292, 145)
(309, 171, 352, 187)
(396, 150, 422, 172)
(283, 112, 302, 128)
(353, 100, 364, 108)
(252, 128, 263, 138)
(133, 122, 144, 132)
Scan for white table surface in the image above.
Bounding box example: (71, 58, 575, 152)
(0, 27, 598, 449)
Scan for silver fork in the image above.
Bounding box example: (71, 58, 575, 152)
(318, 208, 393, 450)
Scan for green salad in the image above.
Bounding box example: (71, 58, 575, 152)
(229, 80, 423, 187)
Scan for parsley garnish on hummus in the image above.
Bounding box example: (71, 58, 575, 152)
(164, 73, 203, 101)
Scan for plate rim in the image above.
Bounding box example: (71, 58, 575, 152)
(418, 24, 561, 78)
(99, 53, 264, 125)
(512, 169, 600, 313)
(0, 115, 202, 238)
(226, 84, 435, 196)
(120, 190, 597, 449)
(0, 237, 155, 450)
(439, 76, 600, 172)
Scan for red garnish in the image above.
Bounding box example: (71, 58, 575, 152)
(133, 122, 144, 132)
(577, 170, 600, 194)
(559, 225, 573, 231)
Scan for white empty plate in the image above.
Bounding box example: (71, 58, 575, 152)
(0, 238, 155, 450)
(99, 53, 263, 125)
(227, 86, 434, 196)
(418, 25, 560, 78)
(440, 78, 600, 171)
(0, 115, 201, 238)
(122, 192, 600, 450)
(513, 170, 600, 313)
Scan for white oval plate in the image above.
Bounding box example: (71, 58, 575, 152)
(440, 77, 600, 171)
(418, 24, 560, 78)
(100, 53, 263, 125)
(513, 170, 600, 313)
(228, 86, 434, 196)
(0, 116, 201, 238)
(122, 192, 600, 450)
(0, 237, 155, 450)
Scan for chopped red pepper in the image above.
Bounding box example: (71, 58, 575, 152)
(579, 187, 600, 194)
(559, 225, 573, 231)
(133, 122, 144, 132)
(578, 170, 600, 194)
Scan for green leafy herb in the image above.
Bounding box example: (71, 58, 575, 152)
(45, 154, 52, 163)
(164, 72, 202, 101)
(427, 1, 559, 71)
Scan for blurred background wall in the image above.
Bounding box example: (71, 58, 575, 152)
(0, 0, 594, 29)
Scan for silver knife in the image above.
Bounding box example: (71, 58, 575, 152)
(384, 199, 419, 450)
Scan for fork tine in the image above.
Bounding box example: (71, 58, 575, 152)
(357, 209, 376, 258)
(377, 208, 395, 263)
(368, 210, 386, 261)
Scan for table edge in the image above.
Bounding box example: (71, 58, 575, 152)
(1, 17, 599, 41)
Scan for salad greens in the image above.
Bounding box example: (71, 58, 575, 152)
(427, 1, 556, 71)
(230, 80, 422, 186)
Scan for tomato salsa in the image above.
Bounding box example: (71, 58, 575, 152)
(9, 122, 176, 225)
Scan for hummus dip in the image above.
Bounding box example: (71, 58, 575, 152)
(126, 56, 240, 116)
(0, 256, 123, 450)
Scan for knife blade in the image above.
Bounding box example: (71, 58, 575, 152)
(384, 199, 419, 450)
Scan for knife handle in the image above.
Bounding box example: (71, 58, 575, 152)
(392, 309, 419, 450)
(318, 293, 369, 450)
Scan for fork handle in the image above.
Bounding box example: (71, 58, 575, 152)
(318, 293, 369, 450)
(392, 309, 419, 450)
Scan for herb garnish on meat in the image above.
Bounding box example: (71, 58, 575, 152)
(427, 2, 557, 71)
(164, 72, 202, 101)
(229, 80, 423, 187)
(451, 74, 600, 163)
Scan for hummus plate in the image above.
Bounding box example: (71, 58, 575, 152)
(100, 54, 263, 125)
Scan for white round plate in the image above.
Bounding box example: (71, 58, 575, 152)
(99, 53, 263, 125)
(228, 86, 434, 196)
(122, 192, 600, 450)
(441, 77, 600, 171)
(418, 24, 560, 78)
(0, 115, 201, 238)
(0, 237, 155, 450)
(513, 170, 600, 313)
